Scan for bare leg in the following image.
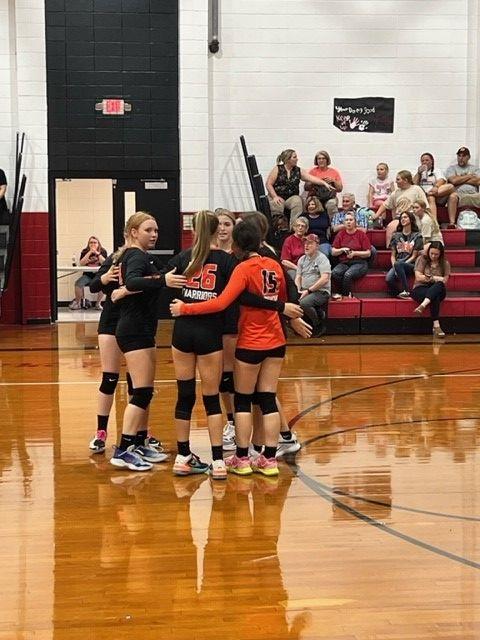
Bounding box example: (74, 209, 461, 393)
(447, 192, 459, 226)
(197, 350, 223, 447)
(122, 348, 156, 436)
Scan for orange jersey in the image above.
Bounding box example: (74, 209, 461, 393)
(180, 255, 287, 350)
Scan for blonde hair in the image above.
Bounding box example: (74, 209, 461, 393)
(215, 208, 236, 224)
(112, 211, 155, 263)
(184, 210, 219, 278)
(276, 149, 296, 165)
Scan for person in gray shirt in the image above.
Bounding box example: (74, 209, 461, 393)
(295, 234, 331, 336)
(445, 147, 480, 228)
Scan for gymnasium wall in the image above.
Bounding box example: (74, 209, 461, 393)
(179, 0, 480, 211)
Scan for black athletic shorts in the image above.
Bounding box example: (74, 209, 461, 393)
(172, 317, 223, 356)
(235, 345, 286, 365)
(97, 301, 120, 336)
(116, 334, 155, 354)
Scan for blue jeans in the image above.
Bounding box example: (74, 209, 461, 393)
(319, 242, 331, 257)
(386, 261, 415, 295)
(331, 260, 368, 296)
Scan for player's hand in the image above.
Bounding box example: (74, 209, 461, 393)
(101, 265, 119, 285)
(283, 302, 303, 318)
(290, 317, 312, 338)
(165, 267, 187, 289)
(170, 299, 184, 317)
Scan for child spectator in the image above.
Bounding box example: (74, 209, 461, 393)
(368, 162, 394, 211)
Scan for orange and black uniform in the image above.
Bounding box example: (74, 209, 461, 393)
(168, 248, 237, 355)
(179, 255, 287, 363)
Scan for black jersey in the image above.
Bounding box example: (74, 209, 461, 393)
(89, 254, 120, 335)
(116, 247, 166, 338)
(168, 249, 236, 321)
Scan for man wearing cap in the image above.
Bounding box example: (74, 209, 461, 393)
(295, 233, 331, 337)
(445, 147, 480, 228)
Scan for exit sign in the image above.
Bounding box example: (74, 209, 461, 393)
(95, 99, 132, 115)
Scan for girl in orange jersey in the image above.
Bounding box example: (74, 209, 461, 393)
(170, 222, 288, 477)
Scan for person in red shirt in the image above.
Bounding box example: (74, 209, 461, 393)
(331, 212, 371, 298)
(170, 222, 289, 478)
(280, 216, 309, 279)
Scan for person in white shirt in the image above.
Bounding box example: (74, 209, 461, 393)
(445, 147, 480, 228)
(295, 234, 331, 337)
(413, 152, 454, 221)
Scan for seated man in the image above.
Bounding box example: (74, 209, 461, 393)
(0, 168, 8, 224)
(295, 234, 331, 337)
(445, 147, 480, 228)
(331, 193, 369, 234)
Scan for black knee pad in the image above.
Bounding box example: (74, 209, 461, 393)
(126, 372, 134, 396)
(234, 391, 253, 413)
(129, 386, 154, 410)
(99, 371, 119, 395)
(256, 391, 277, 415)
(251, 389, 260, 406)
(202, 393, 222, 416)
(175, 378, 196, 420)
(219, 371, 234, 394)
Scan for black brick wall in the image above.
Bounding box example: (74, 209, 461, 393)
(45, 0, 179, 175)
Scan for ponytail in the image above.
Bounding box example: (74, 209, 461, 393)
(184, 210, 219, 278)
(112, 211, 155, 263)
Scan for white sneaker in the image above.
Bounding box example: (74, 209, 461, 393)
(276, 431, 301, 458)
(69, 300, 81, 310)
(222, 421, 236, 451)
(210, 459, 227, 481)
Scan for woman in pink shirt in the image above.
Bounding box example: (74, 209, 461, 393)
(280, 216, 309, 279)
(304, 150, 343, 216)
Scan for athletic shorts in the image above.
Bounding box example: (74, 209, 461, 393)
(172, 318, 223, 356)
(235, 345, 286, 365)
(116, 334, 155, 354)
(98, 314, 118, 336)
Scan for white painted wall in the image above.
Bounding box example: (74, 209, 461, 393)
(0, 0, 48, 213)
(180, 0, 480, 211)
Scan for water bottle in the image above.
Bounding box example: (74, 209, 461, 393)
(72, 255, 77, 266)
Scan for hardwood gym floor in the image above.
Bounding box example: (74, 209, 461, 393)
(0, 322, 479, 639)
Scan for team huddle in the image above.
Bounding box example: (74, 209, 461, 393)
(88, 210, 308, 480)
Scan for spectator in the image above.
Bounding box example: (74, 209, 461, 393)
(445, 147, 480, 229)
(412, 201, 443, 250)
(280, 216, 309, 279)
(295, 234, 331, 337)
(0, 168, 8, 224)
(266, 149, 333, 228)
(270, 212, 290, 253)
(69, 236, 107, 310)
(368, 162, 394, 211)
(373, 170, 429, 247)
(386, 212, 423, 299)
(411, 241, 450, 338)
(413, 152, 454, 221)
(331, 212, 371, 299)
(331, 193, 369, 234)
(304, 150, 343, 217)
(305, 195, 331, 256)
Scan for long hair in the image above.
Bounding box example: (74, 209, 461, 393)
(276, 149, 296, 165)
(232, 221, 261, 257)
(415, 201, 441, 238)
(112, 211, 155, 263)
(237, 211, 269, 241)
(214, 207, 236, 224)
(426, 240, 447, 275)
(184, 210, 219, 278)
(83, 235, 103, 254)
(396, 210, 419, 233)
(421, 152, 435, 173)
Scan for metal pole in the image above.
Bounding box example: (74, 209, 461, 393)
(209, 0, 219, 53)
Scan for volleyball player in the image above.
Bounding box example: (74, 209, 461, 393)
(87, 251, 166, 461)
(170, 222, 288, 477)
(110, 212, 186, 471)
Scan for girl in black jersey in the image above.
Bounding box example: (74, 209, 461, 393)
(109, 212, 186, 472)
(87, 250, 166, 464)
(169, 210, 237, 480)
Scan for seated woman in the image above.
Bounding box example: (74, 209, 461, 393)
(305, 195, 331, 256)
(69, 236, 107, 310)
(303, 150, 343, 217)
(413, 152, 454, 221)
(280, 216, 309, 280)
(372, 170, 430, 247)
(266, 149, 334, 228)
(386, 212, 423, 299)
(331, 212, 371, 299)
(411, 241, 450, 338)
(368, 162, 394, 211)
(412, 200, 443, 251)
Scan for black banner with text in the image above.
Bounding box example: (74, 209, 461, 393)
(333, 97, 395, 133)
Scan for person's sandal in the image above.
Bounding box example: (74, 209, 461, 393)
(433, 326, 446, 338)
(413, 305, 424, 315)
